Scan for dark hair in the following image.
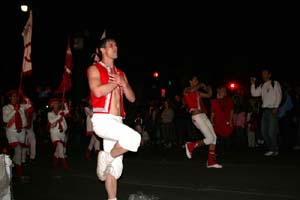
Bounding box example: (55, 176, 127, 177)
(192, 75, 200, 80)
(260, 65, 272, 74)
(97, 37, 116, 49)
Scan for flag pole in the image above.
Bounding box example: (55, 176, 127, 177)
(61, 36, 70, 107)
(17, 65, 24, 102)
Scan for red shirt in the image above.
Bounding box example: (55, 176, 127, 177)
(211, 96, 234, 137)
(184, 91, 207, 114)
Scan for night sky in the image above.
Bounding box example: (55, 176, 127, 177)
(2, 2, 299, 101)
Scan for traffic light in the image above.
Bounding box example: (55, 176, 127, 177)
(153, 71, 159, 78)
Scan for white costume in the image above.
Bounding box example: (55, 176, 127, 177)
(2, 96, 32, 177)
(48, 103, 69, 159)
(23, 107, 36, 162)
(85, 106, 100, 154)
(92, 114, 141, 180)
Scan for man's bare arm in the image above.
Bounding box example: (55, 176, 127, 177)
(121, 74, 135, 103)
(183, 83, 201, 94)
(199, 84, 212, 98)
(87, 65, 117, 98)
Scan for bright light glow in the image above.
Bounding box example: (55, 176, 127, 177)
(21, 5, 28, 12)
(153, 72, 159, 78)
(228, 82, 238, 90)
(161, 88, 166, 97)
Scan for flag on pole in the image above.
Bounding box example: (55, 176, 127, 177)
(22, 10, 33, 75)
(54, 37, 73, 94)
(93, 29, 106, 63)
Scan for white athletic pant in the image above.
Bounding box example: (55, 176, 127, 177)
(92, 114, 141, 179)
(191, 113, 217, 145)
(50, 130, 67, 159)
(88, 134, 100, 151)
(24, 127, 36, 160)
(5, 129, 25, 165)
(247, 130, 256, 148)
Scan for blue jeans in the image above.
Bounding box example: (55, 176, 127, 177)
(261, 109, 279, 152)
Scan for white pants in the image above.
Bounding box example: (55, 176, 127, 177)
(88, 134, 100, 151)
(5, 129, 25, 165)
(247, 130, 256, 148)
(24, 127, 36, 159)
(50, 130, 67, 158)
(92, 114, 141, 179)
(0, 154, 12, 200)
(191, 113, 217, 145)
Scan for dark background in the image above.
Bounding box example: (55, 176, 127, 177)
(2, 1, 299, 103)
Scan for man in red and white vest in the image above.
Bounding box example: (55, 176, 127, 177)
(183, 76, 223, 168)
(87, 37, 141, 200)
(2, 89, 32, 177)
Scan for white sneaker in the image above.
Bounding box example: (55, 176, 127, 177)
(207, 162, 223, 169)
(264, 151, 278, 156)
(264, 151, 274, 156)
(96, 151, 114, 181)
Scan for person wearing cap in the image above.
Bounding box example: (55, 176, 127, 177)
(47, 98, 70, 171)
(87, 37, 141, 200)
(2, 89, 33, 178)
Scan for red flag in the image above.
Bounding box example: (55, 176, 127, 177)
(22, 10, 32, 75)
(54, 38, 73, 94)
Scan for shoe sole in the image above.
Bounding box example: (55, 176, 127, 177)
(185, 143, 192, 159)
(207, 164, 223, 169)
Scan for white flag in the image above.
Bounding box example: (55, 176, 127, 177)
(22, 10, 32, 75)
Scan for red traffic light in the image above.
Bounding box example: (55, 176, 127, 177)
(153, 71, 159, 78)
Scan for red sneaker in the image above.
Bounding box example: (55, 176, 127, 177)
(185, 142, 195, 159)
(53, 156, 59, 169)
(61, 158, 70, 171)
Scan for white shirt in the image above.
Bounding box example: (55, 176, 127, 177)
(251, 80, 282, 108)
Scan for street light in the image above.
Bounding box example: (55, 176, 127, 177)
(153, 71, 159, 78)
(21, 4, 28, 12)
